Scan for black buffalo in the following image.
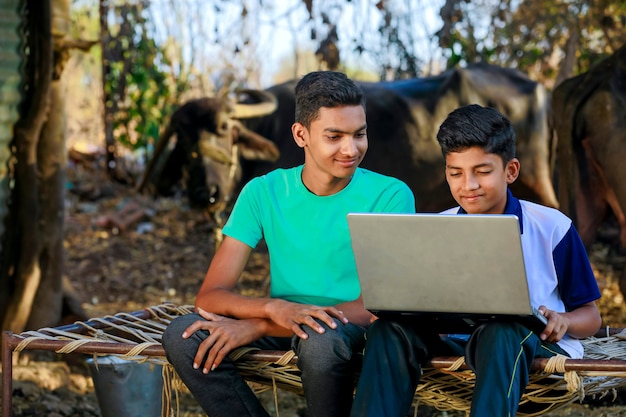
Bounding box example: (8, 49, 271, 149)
(553, 45, 626, 293)
(239, 63, 557, 212)
(143, 64, 557, 236)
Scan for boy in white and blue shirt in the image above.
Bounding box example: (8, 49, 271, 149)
(350, 104, 601, 417)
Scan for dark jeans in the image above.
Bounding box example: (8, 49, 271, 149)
(350, 319, 568, 417)
(162, 313, 366, 417)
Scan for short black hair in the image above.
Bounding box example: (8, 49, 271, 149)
(436, 104, 516, 165)
(294, 71, 366, 128)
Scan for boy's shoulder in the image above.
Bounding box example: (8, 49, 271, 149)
(519, 199, 574, 236)
(519, 199, 570, 221)
(248, 166, 301, 186)
(355, 168, 415, 202)
(356, 167, 410, 187)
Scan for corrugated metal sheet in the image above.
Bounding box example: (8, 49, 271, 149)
(0, 0, 24, 246)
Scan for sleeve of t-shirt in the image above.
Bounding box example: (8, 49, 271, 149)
(376, 181, 416, 213)
(221, 179, 263, 249)
(553, 223, 601, 311)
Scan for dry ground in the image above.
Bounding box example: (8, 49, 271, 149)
(3, 162, 626, 416)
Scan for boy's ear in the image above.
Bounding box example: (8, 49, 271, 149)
(291, 122, 307, 148)
(506, 158, 521, 184)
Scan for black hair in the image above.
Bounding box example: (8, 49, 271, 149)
(294, 71, 366, 128)
(436, 104, 516, 165)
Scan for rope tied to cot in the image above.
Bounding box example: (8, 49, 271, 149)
(543, 354, 583, 395)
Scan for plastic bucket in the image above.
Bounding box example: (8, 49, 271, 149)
(87, 356, 163, 417)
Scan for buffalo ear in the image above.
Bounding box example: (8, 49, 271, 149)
(233, 120, 280, 162)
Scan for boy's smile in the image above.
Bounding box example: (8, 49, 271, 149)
(292, 105, 368, 195)
(445, 146, 519, 214)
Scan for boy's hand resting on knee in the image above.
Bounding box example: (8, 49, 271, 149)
(265, 299, 349, 339)
(182, 308, 267, 374)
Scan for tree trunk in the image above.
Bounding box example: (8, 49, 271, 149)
(2, 0, 53, 332)
(2, 0, 87, 332)
(30, 0, 88, 329)
(28, 76, 68, 329)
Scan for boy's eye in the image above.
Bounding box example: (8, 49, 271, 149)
(478, 170, 492, 175)
(355, 132, 367, 138)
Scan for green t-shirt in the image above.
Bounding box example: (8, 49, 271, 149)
(222, 165, 415, 306)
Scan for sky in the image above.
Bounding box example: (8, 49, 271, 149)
(260, 0, 446, 83)
(145, 0, 445, 87)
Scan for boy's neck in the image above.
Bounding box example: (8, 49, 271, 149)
(301, 168, 354, 196)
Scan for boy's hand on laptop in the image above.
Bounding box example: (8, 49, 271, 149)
(537, 306, 569, 343)
(265, 299, 349, 339)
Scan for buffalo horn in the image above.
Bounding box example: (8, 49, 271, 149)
(232, 89, 278, 119)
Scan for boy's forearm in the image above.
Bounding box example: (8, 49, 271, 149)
(335, 298, 375, 327)
(196, 292, 295, 337)
(195, 287, 278, 320)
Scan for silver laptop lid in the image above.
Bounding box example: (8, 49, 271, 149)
(347, 213, 533, 316)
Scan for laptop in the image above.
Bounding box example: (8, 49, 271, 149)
(347, 213, 548, 334)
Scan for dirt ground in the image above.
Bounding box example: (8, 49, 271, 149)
(4, 160, 626, 417)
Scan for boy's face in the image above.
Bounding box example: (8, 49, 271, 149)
(292, 105, 368, 186)
(444, 146, 520, 214)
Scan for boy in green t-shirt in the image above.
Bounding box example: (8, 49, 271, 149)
(163, 71, 415, 417)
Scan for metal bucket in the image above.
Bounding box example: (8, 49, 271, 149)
(87, 356, 163, 417)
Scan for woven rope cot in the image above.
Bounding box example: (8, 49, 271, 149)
(4, 303, 626, 417)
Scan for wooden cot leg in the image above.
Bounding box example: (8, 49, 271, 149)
(2, 331, 14, 417)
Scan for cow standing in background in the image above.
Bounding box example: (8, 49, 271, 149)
(553, 45, 626, 295)
(240, 63, 558, 212)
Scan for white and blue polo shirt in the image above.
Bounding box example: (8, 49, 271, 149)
(441, 189, 601, 358)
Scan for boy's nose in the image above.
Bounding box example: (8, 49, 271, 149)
(341, 138, 358, 156)
(463, 175, 479, 190)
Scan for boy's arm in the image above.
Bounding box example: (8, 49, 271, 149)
(547, 224, 603, 343)
(195, 236, 348, 334)
(194, 235, 263, 317)
(538, 301, 602, 343)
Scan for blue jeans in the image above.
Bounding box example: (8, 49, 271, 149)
(162, 313, 366, 417)
(350, 319, 567, 417)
